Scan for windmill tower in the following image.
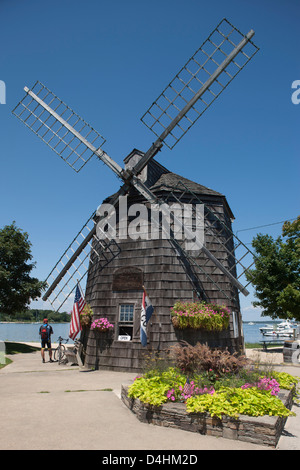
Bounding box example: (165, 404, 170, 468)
(13, 19, 259, 372)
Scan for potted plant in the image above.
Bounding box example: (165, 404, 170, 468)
(90, 317, 114, 333)
(80, 304, 93, 328)
(170, 301, 230, 332)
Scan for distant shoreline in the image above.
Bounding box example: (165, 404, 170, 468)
(0, 321, 68, 324)
(0, 320, 283, 325)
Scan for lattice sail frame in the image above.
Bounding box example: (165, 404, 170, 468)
(160, 180, 255, 299)
(12, 81, 106, 172)
(43, 212, 121, 311)
(141, 18, 259, 149)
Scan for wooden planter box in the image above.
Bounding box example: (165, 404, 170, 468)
(121, 385, 294, 447)
(174, 327, 231, 348)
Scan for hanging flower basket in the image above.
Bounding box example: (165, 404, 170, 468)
(80, 304, 93, 328)
(170, 301, 230, 332)
(91, 318, 114, 333)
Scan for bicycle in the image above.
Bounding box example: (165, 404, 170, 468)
(54, 336, 69, 363)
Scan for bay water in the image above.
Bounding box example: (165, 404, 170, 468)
(0, 322, 73, 344)
(0, 321, 274, 345)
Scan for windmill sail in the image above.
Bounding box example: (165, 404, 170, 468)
(161, 180, 255, 300)
(135, 18, 259, 175)
(42, 211, 121, 311)
(129, 175, 251, 298)
(141, 18, 258, 149)
(12, 81, 123, 178)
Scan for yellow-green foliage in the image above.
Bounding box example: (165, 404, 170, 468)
(270, 371, 300, 391)
(128, 368, 186, 407)
(186, 387, 295, 418)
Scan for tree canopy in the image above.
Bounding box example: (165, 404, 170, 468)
(0, 222, 46, 315)
(246, 216, 300, 321)
(0, 308, 70, 323)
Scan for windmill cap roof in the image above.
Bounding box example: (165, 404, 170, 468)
(117, 148, 234, 219)
(150, 171, 223, 197)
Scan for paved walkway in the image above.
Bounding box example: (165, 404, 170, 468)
(0, 344, 300, 450)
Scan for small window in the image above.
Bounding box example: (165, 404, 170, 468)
(118, 304, 134, 340)
(120, 304, 134, 323)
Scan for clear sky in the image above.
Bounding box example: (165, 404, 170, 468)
(0, 0, 299, 320)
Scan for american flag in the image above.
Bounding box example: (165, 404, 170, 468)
(69, 283, 85, 340)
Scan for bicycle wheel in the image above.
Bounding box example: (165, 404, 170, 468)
(58, 345, 66, 363)
(54, 345, 66, 363)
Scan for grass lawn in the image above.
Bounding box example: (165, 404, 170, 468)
(245, 342, 284, 349)
(245, 343, 262, 349)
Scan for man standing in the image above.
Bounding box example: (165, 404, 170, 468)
(39, 318, 54, 363)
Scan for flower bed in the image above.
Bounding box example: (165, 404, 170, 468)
(121, 384, 294, 447)
(127, 367, 297, 417)
(122, 344, 299, 446)
(171, 301, 230, 331)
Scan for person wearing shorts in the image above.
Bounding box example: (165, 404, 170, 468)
(39, 318, 54, 363)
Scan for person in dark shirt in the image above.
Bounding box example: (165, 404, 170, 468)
(39, 318, 54, 363)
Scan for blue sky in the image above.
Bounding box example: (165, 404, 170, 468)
(0, 0, 299, 320)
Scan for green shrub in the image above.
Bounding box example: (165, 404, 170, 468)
(186, 387, 295, 418)
(270, 371, 300, 391)
(128, 368, 186, 407)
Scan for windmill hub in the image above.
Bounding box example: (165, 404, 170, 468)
(120, 168, 134, 184)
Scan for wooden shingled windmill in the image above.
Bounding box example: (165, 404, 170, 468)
(13, 19, 259, 371)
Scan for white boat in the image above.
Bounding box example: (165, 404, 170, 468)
(259, 324, 275, 335)
(260, 321, 295, 337)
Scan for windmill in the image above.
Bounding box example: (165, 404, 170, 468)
(13, 18, 259, 371)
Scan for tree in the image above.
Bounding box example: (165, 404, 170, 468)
(246, 216, 300, 321)
(0, 222, 46, 315)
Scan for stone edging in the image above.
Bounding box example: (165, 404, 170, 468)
(121, 385, 294, 447)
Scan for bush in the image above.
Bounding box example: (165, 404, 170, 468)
(170, 341, 247, 376)
(128, 368, 186, 407)
(186, 387, 295, 418)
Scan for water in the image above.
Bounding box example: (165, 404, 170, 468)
(242, 321, 297, 344)
(0, 322, 73, 344)
(0, 321, 292, 345)
(242, 322, 267, 344)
